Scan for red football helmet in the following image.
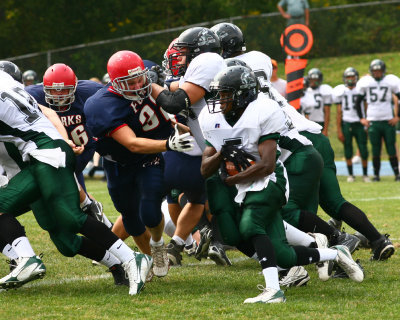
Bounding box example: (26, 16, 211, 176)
(43, 63, 77, 112)
(107, 50, 151, 101)
(163, 38, 179, 77)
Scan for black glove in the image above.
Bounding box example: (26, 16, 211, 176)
(220, 145, 256, 172)
(149, 65, 166, 86)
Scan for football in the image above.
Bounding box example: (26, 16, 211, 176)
(225, 159, 255, 176)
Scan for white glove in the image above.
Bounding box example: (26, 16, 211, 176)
(166, 124, 194, 152)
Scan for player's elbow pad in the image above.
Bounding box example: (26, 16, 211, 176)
(156, 88, 191, 114)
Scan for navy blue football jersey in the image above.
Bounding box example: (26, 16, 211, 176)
(84, 85, 174, 166)
(25, 80, 102, 150)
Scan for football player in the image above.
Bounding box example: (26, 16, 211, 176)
(0, 70, 152, 295)
(213, 22, 395, 263)
(303, 68, 333, 136)
(199, 66, 363, 304)
(150, 27, 231, 266)
(355, 59, 400, 181)
(333, 67, 370, 182)
(84, 50, 193, 278)
(25, 64, 113, 228)
(22, 69, 37, 86)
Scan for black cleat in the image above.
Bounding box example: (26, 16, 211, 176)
(108, 264, 129, 286)
(371, 234, 395, 261)
(331, 231, 360, 254)
(166, 239, 184, 266)
(195, 226, 213, 261)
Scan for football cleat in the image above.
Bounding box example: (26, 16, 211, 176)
(183, 241, 198, 257)
(332, 245, 364, 282)
(195, 225, 213, 261)
(331, 230, 360, 254)
(279, 266, 310, 288)
(244, 285, 286, 304)
(150, 242, 169, 277)
(208, 241, 232, 266)
(363, 176, 371, 183)
(0, 256, 46, 290)
(311, 233, 333, 281)
(122, 253, 153, 295)
(108, 264, 129, 286)
(353, 231, 371, 249)
(332, 259, 364, 279)
(83, 200, 113, 229)
(372, 176, 380, 182)
(370, 234, 395, 261)
(166, 239, 184, 266)
(347, 175, 355, 182)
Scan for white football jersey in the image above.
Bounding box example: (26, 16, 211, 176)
(356, 74, 400, 121)
(179, 52, 226, 155)
(271, 78, 287, 98)
(333, 84, 363, 122)
(268, 86, 322, 134)
(303, 84, 333, 122)
(236, 51, 273, 86)
(0, 71, 63, 163)
(199, 93, 289, 203)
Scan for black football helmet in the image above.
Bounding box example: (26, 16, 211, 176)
(210, 23, 246, 59)
(22, 70, 37, 86)
(170, 27, 221, 76)
(307, 68, 323, 89)
(369, 59, 386, 81)
(0, 61, 22, 83)
(207, 66, 258, 121)
(224, 58, 250, 68)
(342, 67, 359, 87)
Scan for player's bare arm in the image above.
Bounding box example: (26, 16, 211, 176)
(201, 145, 223, 178)
(336, 104, 344, 143)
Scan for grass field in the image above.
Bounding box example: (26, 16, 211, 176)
(0, 177, 399, 320)
(1, 52, 400, 319)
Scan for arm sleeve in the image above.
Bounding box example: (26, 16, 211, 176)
(354, 94, 366, 119)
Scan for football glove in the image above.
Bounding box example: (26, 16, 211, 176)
(149, 65, 166, 86)
(220, 145, 256, 172)
(166, 124, 194, 152)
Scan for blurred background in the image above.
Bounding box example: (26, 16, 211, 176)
(1, 0, 399, 81)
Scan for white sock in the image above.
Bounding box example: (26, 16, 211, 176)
(150, 238, 164, 247)
(172, 235, 185, 246)
(284, 221, 314, 247)
(12, 237, 35, 257)
(108, 239, 135, 264)
(80, 195, 92, 209)
(185, 234, 194, 246)
(318, 248, 338, 262)
(2, 244, 18, 259)
(262, 267, 280, 291)
(99, 250, 121, 268)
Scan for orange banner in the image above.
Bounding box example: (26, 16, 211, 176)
(285, 59, 307, 110)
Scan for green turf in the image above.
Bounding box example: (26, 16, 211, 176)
(0, 176, 398, 320)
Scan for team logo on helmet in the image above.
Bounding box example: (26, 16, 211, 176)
(128, 67, 142, 75)
(240, 70, 256, 89)
(197, 29, 217, 47)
